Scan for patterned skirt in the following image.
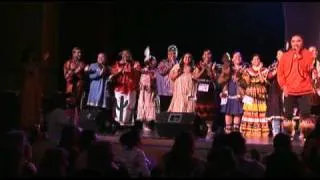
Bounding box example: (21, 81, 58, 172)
(195, 79, 217, 121)
(240, 84, 269, 136)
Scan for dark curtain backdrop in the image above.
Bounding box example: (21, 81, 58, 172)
(283, 2, 320, 48)
(1, 2, 288, 92)
(57, 2, 285, 90)
(0, 3, 43, 91)
(59, 2, 285, 62)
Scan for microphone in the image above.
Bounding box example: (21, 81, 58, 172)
(292, 47, 300, 59)
(293, 51, 297, 59)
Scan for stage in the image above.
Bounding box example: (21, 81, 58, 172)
(96, 130, 305, 165)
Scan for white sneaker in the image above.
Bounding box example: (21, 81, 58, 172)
(143, 124, 151, 132)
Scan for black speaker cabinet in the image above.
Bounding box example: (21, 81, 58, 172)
(79, 109, 100, 131)
(79, 109, 119, 134)
(156, 112, 206, 138)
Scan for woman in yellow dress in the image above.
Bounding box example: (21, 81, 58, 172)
(240, 54, 269, 137)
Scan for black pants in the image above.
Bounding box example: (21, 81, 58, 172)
(159, 95, 172, 112)
(283, 94, 312, 119)
(88, 107, 112, 133)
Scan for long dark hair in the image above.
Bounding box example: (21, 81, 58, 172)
(163, 131, 195, 176)
(179, 53, 195, 72)
(119, 129, 141, 149)
(169, 131, 195, 161)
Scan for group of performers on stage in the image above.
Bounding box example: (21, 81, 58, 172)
(62, 34, 320, 140)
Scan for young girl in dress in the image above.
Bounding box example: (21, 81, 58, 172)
(218, 52, 248, 134)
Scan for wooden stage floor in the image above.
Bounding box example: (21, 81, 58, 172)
(96, 130, 305, 165)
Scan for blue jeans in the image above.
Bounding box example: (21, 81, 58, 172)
(272, 118, 282, 135)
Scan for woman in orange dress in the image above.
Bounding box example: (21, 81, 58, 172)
(20, 51, 42, 131)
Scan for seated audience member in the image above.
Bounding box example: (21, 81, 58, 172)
(21, 142, 37, 177)
(45, 95, 71, 144)
(0, 130, 28, 177)
(81, 141, 129, 177)
(37, 147, 69, 177)
(116, 129, 151, 177)
(265, 133, 305, 178)
(250, 148, 261, 162)
(59, 125, 81, 175)
(301, 121, 320, 177)
(75, 130, 97, 171)
(74, 168, 105, 177)
(210, 133, 229, 149)
(226, 132, 265, 178)
(151, 131, 205, 178)
(27, 125, 56, 168)
(305, 117, 320, 141)
(204, 146, 242, 177)
(302, 138, 320, 177)
(79, 129, 97, 152)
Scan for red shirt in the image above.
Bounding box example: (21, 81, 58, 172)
(111, 61, 140, 94)
(277, 49, 314, 95)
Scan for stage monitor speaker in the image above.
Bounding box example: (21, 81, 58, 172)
(155, 112, 207, 138)
(79, 109, 119, 134)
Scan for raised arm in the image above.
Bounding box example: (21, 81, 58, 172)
(168, 64, 181, 81)
(239, 68, 250, 88)
(63, 61, 72, 80)
(192, 66, 204, 80)
(87, 64, 103, 80)
(157, 61, 171, 76)
(74, 61, 86, 79)
(267, 69, 277, 79)
(217, 65, 231, 85)
(109, 63, 124, 80)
